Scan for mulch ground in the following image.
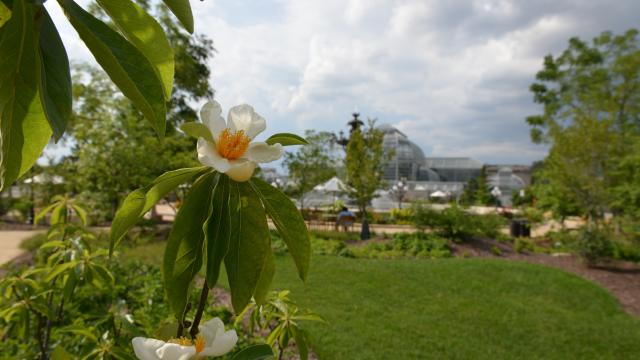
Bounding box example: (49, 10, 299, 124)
(451, 238, 640, 317)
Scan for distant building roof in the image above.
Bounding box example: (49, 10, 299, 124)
(377, 123, 408, 138)
(424, 157, 484, 169)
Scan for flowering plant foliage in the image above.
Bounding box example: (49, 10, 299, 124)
(110, 101, 310, 359)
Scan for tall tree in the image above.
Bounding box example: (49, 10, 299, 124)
(283, 130, 337, 211)
(61, 20, 215, 221)
(344, 119, 391, 219)
(526, 29, 640, 223)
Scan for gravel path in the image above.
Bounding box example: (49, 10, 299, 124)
(0, 230, 43, 265)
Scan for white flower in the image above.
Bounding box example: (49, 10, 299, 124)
(132, 318, 238, 360)
(197, 101, 283, 182)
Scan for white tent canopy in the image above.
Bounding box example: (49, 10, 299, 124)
(23, 174, 64, 184)
(313, 176, 346, 192)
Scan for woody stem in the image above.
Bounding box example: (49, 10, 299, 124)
(190, 280, 210, 338)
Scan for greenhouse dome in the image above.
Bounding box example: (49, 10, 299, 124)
(379, 125, 439, 182)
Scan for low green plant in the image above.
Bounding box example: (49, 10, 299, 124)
(577, 227, 614, 266)
(0, 200, 127, 358)
(236, 290, 325, 360)
(350, 233, 452, 259)
(411, 203, 507, 242)
(515, 238, 535, 253)
(390, 207, 413, 225)
(490, 245, 502, 256)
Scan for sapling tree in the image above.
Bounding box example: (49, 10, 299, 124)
(283, 130, 337, 211)
(344, 119, 392, 220)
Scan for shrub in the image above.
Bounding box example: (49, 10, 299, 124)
(577, 227, 614, 266)
(311, 230, 361, 242)
(515, 238, 534, 253)
(311, 236, 346, 255)
(490, 245, 502, 256)
(613, 243, 640, 262)
(411, 203, 507, 242)
(390, 207, 413, 225)
(351, 233, 452, 259)
(438, 205, 477, 241)
(472, 214, 508, 239)
(410, 202, 442, 231)
(19, 232, 48, 251)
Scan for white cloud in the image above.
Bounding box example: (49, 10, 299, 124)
(48, 0, 640, 164)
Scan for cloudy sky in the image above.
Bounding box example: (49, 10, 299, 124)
(47, 0, 639, 164)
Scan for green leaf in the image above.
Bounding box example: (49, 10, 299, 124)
(51, 346, 73, 360)
(46, 261, 80, 282)
(34, 202, 58, 225)
(70, 204, 88, 225)
(38, 8, 71, 140)
(251, 178, 310, 280)
(265, 133, 309, 146)
(30, 301, 53, 319)
(161, 0, 194, 33)
(110, 167, 206, 255)
(92, 263, 115, 288)
(253, 251, 275, 306)
(204, 174, 231, 287)
(154, 322, 179, 341)
(60, 325, 98, 342)
(0, 1, 10, 28)
(163, 172, 217, 319)
(63, 272, 77, 302)
(143, 166, 208, 213)
(38, 240, 65, 250)
(50, 203, 68, 225)
(181, 122, 213, 143)
(291, 327, 308, 360)
(224, 181, 271, 313)
(0, 0, 52, 191)
(110, 189, 145, 255)
(58, 0, 166, 138)
(96, 0, 174, 99)
(231, 344, 274, 360)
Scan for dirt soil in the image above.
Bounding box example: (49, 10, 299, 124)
(452, 238, 640, 317)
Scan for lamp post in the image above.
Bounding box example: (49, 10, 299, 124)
(391, 179, 408, 209)
(491, 186, 502, 209)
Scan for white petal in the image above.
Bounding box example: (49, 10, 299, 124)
(200, 101, 227, 140)
(132, 337, 164, 360)
(227, 104, 266, 139)
(199, 318, 224, 345)
(199, 319, 238, 357)
(225, 160, 256, 182)
(197, 138, 230, 172)
(155, 343, 195, 360)
(246, 142, 283, 163)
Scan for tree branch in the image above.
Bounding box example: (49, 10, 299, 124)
(190, 280, 210, 338)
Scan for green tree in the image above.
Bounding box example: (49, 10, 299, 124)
(475, 167, 493, 205)
(526, 29, 640, 223)
(461, 167, 492, 206)
(283, 130, 337, 211)
(344, 119, 391, 219)
(61, 21, 215, 221)
(0, 0, 195, 190)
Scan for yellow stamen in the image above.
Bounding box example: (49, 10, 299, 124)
(195, 334, 206, 354)
(216, 128, 250, 160)
(168, 337, 193, 346)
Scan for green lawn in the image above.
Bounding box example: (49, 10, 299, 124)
(125, 243, 640, 359)
(272, 256, 640, 359)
